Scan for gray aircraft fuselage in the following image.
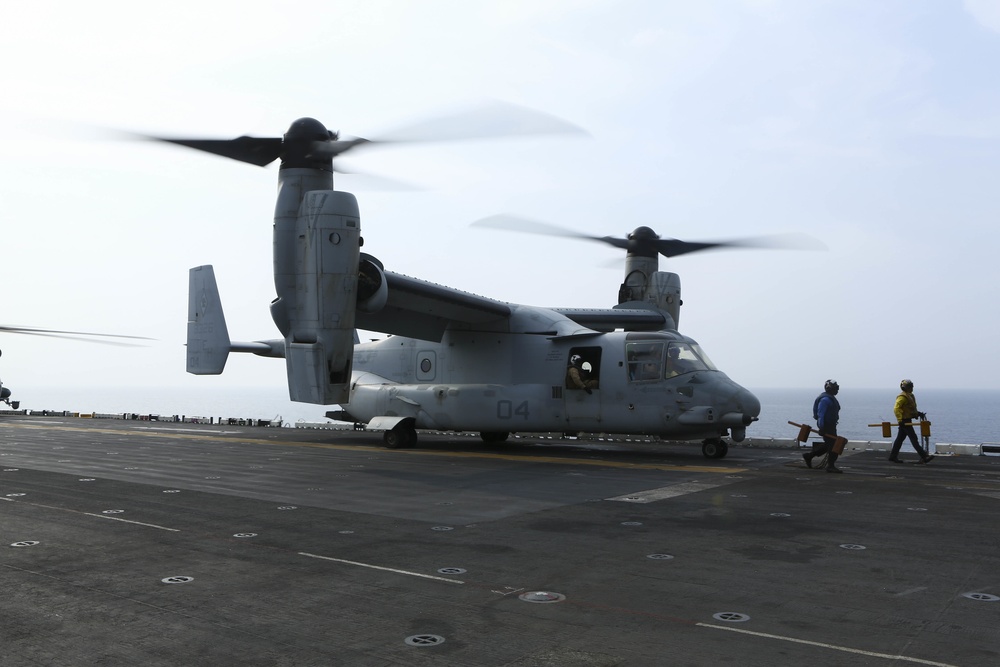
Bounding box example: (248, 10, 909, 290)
(346, 327, 760, 441)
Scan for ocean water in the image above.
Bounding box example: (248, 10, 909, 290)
(7, 385, 1000, 445)
(10, 385, 327, 427)
(750, 387, 1000, 445)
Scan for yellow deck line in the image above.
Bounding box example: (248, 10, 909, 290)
(0, 421, 747, 474)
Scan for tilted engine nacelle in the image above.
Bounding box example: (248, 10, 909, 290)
(618, 254, 682, 330)
(278, 189, 361, 404)
(646, 271, 681, 329)
(356, 253, 388, 314)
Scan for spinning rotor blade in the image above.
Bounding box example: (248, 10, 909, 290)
(0, 325, 153, 347)
(134, 101, 587, 168)
(472, 215, 826, 258)
(135, 135, 284, 166)
(369, 100, 589, 144)
(472, 214, 607, 243)
(698, 232, 828, 252)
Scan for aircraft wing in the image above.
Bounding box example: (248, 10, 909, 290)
(355, 270, 513, 341)
(552, 307, 670, 332)
(354, 271, 671, 341)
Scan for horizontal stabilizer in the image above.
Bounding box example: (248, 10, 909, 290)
(231, 340, 285, 358)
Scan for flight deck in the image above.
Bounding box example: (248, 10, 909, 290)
(2, 416, 998, 666)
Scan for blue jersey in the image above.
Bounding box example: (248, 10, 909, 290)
(813, 392, 841, 430)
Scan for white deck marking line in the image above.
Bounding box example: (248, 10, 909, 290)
(83, 513, 181, 532)
(133, 427, 244, 434)
(299, 552, 464, 584)
(697, 622, 958, 667)
(5, 497, 181, 532)
(606, 480, 735, 503)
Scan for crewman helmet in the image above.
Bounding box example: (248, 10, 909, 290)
(570, 354, 582, 366)
(900, 379, 913, 392)
(824, 379, 839, 394)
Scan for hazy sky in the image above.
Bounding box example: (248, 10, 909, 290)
(2, 0, 999, 397)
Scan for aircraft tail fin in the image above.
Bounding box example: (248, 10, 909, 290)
(187, 265, 231, 374)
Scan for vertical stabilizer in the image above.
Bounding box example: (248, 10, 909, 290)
(187, 265, 231, 374)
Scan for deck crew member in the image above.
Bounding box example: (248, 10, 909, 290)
(805, 379, 843, 473)
(888, 379, 934, 464)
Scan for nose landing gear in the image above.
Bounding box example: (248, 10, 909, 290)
(702, 438, 729, 459)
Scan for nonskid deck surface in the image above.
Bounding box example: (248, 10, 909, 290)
(2, 416, 998, 666)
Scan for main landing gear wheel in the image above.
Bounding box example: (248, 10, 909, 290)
(480, 431, 510, 444)
(702, 438, 729, 459)
(384, 425, 417, 449)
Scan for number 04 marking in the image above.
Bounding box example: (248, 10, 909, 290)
(497, 400, 529, 419)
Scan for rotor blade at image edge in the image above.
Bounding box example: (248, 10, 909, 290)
(0, 325, 153, 346)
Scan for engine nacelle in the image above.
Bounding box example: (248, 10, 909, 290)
(647, 271, 681, 329)
(357, 254, 388, 314)
(618, 252, 681, 330)
(283, 190, 361, 404)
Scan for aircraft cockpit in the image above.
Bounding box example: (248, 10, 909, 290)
(626, 337, 716, 382)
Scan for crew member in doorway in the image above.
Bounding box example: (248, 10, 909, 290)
(805, 379, 844, 473)
(566, 355, 599, 394)
(888, 379, 934, 464)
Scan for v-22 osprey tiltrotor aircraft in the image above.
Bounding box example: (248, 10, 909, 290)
(157, 107, 774, 458)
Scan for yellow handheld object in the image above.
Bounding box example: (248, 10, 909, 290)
(868, 420, 931, 437)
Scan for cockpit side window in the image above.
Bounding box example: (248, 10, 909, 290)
(626, 342, 665, 382)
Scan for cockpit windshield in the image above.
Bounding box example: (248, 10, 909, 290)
(687, 343, 717, 371)
(626, 340, 717, 382)
(666, 342, 716, 376)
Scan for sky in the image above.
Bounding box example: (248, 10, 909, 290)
(2, 0, 1000, 404)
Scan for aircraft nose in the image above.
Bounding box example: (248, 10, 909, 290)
(720, 383, 761, 443)
(737, 386, 761, 419)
